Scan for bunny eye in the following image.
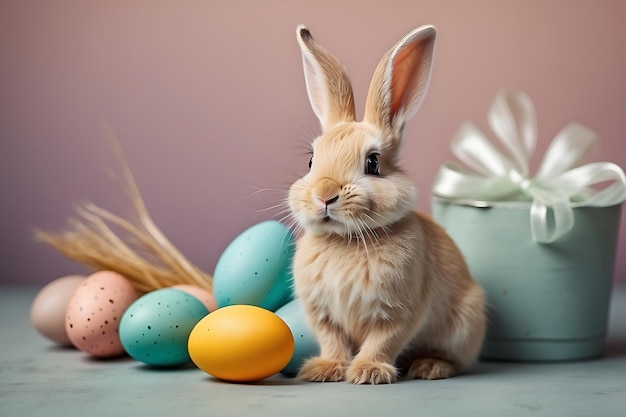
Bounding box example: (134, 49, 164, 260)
(365, 153, 380, 176)
(308, 155, 313, 170)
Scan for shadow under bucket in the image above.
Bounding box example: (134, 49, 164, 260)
(432, 197, 622, 361)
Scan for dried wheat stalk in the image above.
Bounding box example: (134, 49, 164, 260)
(34, 123, 212, 294)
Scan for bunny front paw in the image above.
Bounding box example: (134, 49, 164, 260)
(346, 358, 397, 384)
(297, 357, 348, 382)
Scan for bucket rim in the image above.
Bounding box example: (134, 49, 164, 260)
(431, 195, 624, 210)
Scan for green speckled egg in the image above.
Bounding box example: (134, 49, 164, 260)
(275, 298, 320, 377)
(214, 220, 295, 311)
(119, 288, 209, 367)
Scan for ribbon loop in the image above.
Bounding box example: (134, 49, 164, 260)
(451, 123, 515, 177)
(433, 89, 626, 243)
(535, 123, 597, 180)
(488, 89, 537, 176)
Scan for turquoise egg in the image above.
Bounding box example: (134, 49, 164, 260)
(214, 220, 295, 311)
(119, 288, 209, 367)
(275, 298, 319, 377)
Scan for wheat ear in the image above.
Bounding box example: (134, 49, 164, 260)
(34, 122, 213, 294)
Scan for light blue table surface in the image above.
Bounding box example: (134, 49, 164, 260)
(1, 285, 625, 417)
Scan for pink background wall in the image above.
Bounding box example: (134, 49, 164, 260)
(2, 1, 626, 286)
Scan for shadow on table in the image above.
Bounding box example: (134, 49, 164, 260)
(132, 361, 200, 372)
(605, 336, 626, 358)
(45, 344, 78, 353)
(205, 374, 305, 386)
(82, 354, 135, 364)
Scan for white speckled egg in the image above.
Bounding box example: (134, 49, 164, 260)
(30, 275, 85, 346)
(213, 220, 295, 311)
(119, 288, 209, 367)
(65, 270, 138, 358)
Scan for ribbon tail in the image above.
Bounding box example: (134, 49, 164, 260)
(529, 189, 575, 243)
(432, 163, 519, 201)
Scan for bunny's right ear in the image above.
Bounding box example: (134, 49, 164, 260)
(364, 25, 436, 141)
(296, 25, 356, 132)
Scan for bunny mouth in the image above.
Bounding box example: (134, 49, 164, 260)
(319, 215, 337, 225)
(318, 206, 337, 223)
(313, 211, 342, 227)
(306, 205, 351, 231)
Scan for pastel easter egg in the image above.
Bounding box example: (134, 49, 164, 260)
(30, 275, 85, 346)
(188, 305, 294, 382)
(65, 271, 139, 358)
(275, 298, 320, 377)
(119, 288, 209, 367)
(171, 284, 217, 312)
(213, 220, 295, 311)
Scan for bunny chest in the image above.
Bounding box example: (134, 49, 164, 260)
(293, 234, 409, 332)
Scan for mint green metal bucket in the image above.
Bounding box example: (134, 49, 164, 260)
(432, 198, 622, 361)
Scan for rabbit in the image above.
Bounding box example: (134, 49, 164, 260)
(287, 24, 487, 384)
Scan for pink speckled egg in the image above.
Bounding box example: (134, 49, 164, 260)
(65, 270, 139, 358)
(171, 284, 217, 312)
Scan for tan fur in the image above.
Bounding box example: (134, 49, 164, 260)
(289, 25, 486, 384)
(297, 26, 356, 130)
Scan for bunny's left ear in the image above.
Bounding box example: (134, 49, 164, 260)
(364, 25, 436, 137)
(296, 25, 356, 132)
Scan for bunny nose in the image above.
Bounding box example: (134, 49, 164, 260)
(313, 178, 340, 206)
(324, 195, 339, 206)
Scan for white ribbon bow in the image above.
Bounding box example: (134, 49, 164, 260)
(433, 89, 626, 243)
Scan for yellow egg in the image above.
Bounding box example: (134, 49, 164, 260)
(188, 305, 294, 382)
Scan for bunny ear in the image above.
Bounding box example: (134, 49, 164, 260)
(364, 25, 436, 136)
(296, 25, 356, 132)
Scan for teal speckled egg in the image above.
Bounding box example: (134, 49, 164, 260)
(275, 298, 319, 377)
(119, 288, 209, 367)
(213, 220, 295, 311)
